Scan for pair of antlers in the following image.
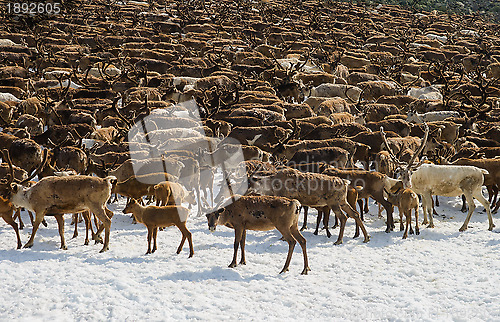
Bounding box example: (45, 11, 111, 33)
(380, 123, 429, 171)
(0, 149, 49, 188)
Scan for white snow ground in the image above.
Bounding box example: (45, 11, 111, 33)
(1, 195, 500, 321)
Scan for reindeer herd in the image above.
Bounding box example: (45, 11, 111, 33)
(0, 0, 500, 274)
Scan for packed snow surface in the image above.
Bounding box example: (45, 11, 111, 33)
(1, 195, 500, 321)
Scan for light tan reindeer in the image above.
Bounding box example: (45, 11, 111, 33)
(123, 199, 193, 257)
(2, 150, 116, 252)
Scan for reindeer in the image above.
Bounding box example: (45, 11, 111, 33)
(381, 124, 494, 232)
(2, 150, 116, 252)
(251, 168, 370, 245)
(205, 195, 310, 275)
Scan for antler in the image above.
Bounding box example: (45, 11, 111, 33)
(380, 127, 407, 167)
(2, 149, 48, 186)
(408, 122, 429, 170)
(2, 149, 14, 187)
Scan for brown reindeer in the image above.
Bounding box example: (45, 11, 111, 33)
(206, 195, 310, 275)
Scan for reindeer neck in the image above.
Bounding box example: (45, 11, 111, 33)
(131, 203, 146, 222)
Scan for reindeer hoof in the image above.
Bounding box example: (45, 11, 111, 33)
(334, 240, 343, 245)
(427, 224, 434, 228)
(99, 246, 109, 253)
(301, 267, 311, 275)
(228, 262, 237, 268)
(279, 267, 289, 274)
(239, 260, 246, 265)
(188, 253, 194, 258)
(363, 236, 370, 243)
(489, 224, 495, 231)
(459, 226, 467, 232)
(23, 243, 33, 249)
(61, 245, 68, 250)
(300, 226, 307, 231)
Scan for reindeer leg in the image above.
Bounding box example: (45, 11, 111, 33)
(72, 213, 78, 239)
(91, 205, 111, 253)
(83, 211, 90, 245)
(146, 226, 153, 254)
(472, 188, 494, 231)
(323, 208, 332, 238)
(14, 208, 24, 230)
(492, 185, 499, 208)
(54, 214, 67, 250)
(402, 211, 410, 239)
(358, 199, 364, 221)
(176, 222, 193, 258)
(152, 227, 158, 253)
(399, 207, 404, 231)
(432, 196, 439, 216)
(229, 227, 244, 268)
(374, 191, 394, 232)
(29, 210, 46, 227)
(423, 194, 434, 228)
(333, 212, 339, 229)
(493, 199, 500, 214)
(331, 206, 346, 245)
(290, 225, 310, 275)
(275, 224, 296, 274)
(2, 211, 22, 249)
(460, 194, 467, 213)
(300, 206, 308, 231)
(342, 203, 370, 243)
(23, 211, 45, 249)
(239, 229, 246, 265)
(415, 206, 420, 235)
(313, 209, 322, 235)
(459, 192, 476, 232)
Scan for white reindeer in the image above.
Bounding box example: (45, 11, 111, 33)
(381, 125, 494, 232)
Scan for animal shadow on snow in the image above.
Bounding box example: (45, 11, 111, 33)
(159, 266, 268, 282)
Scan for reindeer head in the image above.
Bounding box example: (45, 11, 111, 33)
(406, 109, 421, 123)
(381, 123, 429, 189)
(122, 198, 139, 214)
(206, 208, 224, 232)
